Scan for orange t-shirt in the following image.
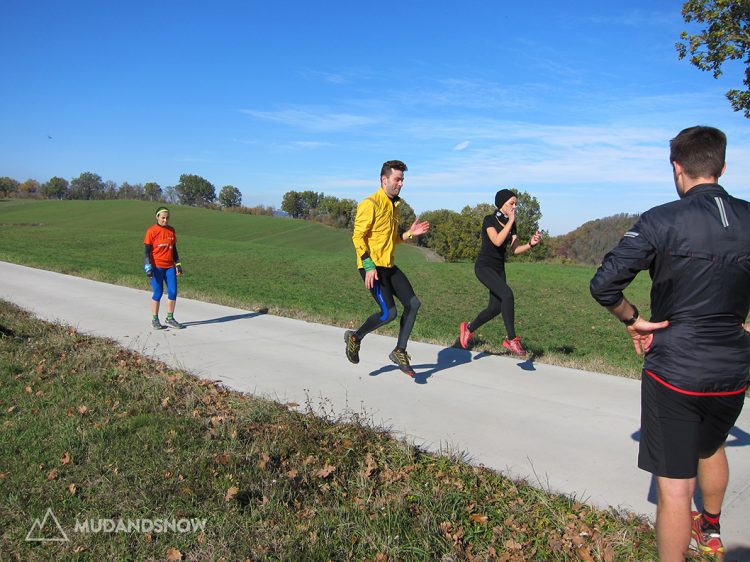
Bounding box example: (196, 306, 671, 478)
(144, 224, 177, 269)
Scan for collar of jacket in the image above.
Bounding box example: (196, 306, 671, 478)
(684, 183, 726, 198)
(376, 186, 401, 207)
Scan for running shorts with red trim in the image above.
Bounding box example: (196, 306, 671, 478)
(638, 370, 745, 479)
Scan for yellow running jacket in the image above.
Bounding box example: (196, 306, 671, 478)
(352, 187, 405, 269)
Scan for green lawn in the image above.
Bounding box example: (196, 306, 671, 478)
(0, 199, 651, 377)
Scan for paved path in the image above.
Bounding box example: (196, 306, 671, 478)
(2, 261, 749, 558)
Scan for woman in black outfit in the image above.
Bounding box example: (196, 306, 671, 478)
(459, 189, 541, 356)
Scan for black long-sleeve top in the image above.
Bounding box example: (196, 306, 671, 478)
(590, 183, 750, 393)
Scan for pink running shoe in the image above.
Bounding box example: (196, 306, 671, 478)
(459, 322, 474, 349)
(502, 336, 527, 356)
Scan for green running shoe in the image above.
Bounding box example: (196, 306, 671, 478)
(389, 348, 415, 377)
(165, 317, 184, 329)
(345, 330, 360, 364)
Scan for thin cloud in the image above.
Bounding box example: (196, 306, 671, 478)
(241, 108, 379, 132)
(454, 140, 470, 151)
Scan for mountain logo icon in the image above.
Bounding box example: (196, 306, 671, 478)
(26, 508, 69, 542)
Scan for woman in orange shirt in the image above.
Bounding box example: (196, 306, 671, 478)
(144, 206, 184, 330)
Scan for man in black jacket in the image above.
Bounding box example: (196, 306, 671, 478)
(590, 126, 750, 561)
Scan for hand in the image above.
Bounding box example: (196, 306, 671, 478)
(505, 206, 516, 222)
(409, 217, 430, 236)
(364, 269, 378, 290)
(176, 264, 183, 276)
(627, 318, 669, 355)
(530, 230, 542, 247)
(144, 264, 153, 278)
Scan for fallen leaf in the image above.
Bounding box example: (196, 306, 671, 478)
(46, 468, 58, 481)
(68, 483, 77, 495)
(504, 538, 522, 550)
(161, 396, 170, 408)
(165, 547, 182, 561)
(24, 386, 33, 393)
(469, 513, 488, 524)
(6, 406, 16, 413)
(77, 405, 88, 415)
(315, 464, 336, 479)
(225, 486, 239, 501)
(257, 453, 271, 470)
(213, 453, 231, 466)
(363, 453, 378, 478)
(61, 452, 72, 465)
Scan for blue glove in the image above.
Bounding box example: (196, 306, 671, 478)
(144, 263, 153, 278)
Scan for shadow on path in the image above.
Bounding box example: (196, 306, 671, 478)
(180, 310, 267, 327)
(367, 347, 535, 385)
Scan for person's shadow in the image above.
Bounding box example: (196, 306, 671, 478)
(179, 309, 267, 327)
(368, 345, 536, 384)
(472, 350, 537, 372)
(369, 346, 473, 384)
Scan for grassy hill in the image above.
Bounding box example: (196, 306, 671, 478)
(0, 199, 652, 377)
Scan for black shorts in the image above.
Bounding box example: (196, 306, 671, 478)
(638, 371, 745, 479)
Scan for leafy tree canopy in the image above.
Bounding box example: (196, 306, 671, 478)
(41, 176, 69, 199)
(176, 174, 216, 207)
(69, 172, 105, 200)
(677, 0, 750, 117)
(143, 182, 162, 202)
(219, 185, 243, 208)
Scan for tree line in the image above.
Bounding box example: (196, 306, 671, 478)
(0, 173, 275, 215)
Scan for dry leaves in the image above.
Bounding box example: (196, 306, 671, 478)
(225, 486, 239, 502)
(314, 463, 336, 479)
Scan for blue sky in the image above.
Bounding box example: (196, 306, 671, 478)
(2, 1, 749, 235)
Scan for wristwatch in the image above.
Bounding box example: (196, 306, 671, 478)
(622, 305, 639, 326)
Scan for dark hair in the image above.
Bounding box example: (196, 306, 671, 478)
(669, 126, 726, 179)
(380, 160, 408, 179)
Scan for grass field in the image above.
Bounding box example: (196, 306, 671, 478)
(0, 199, 651, 378)
(0, 301, 663, 560)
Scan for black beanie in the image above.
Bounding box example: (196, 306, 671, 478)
(495, 189, 516, 209)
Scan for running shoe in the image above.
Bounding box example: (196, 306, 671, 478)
(389, 348, 416, 377)
(345, 330, 360, 364)
(165, 317, 184, 329)
(152, 318, 166, 330)
(502, 336, 527, 356)
(459, 321, 474, 349)
(691, 511, 724, 556)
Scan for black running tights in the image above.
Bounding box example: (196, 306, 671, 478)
(469, 264, 516, 339)
(355, 266, 421, 350)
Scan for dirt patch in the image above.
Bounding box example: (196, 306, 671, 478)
(412, 245, 444, 262)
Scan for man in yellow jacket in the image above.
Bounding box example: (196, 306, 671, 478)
(345, 160, 430, 376)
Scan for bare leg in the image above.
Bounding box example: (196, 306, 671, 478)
(655, 475, 696, 561)
(167, 299, 176, 314)
(697, 445, 729, 515)
(151, 299, 160, 316)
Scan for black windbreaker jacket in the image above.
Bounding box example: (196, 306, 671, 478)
(590, 183, 750, 393)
